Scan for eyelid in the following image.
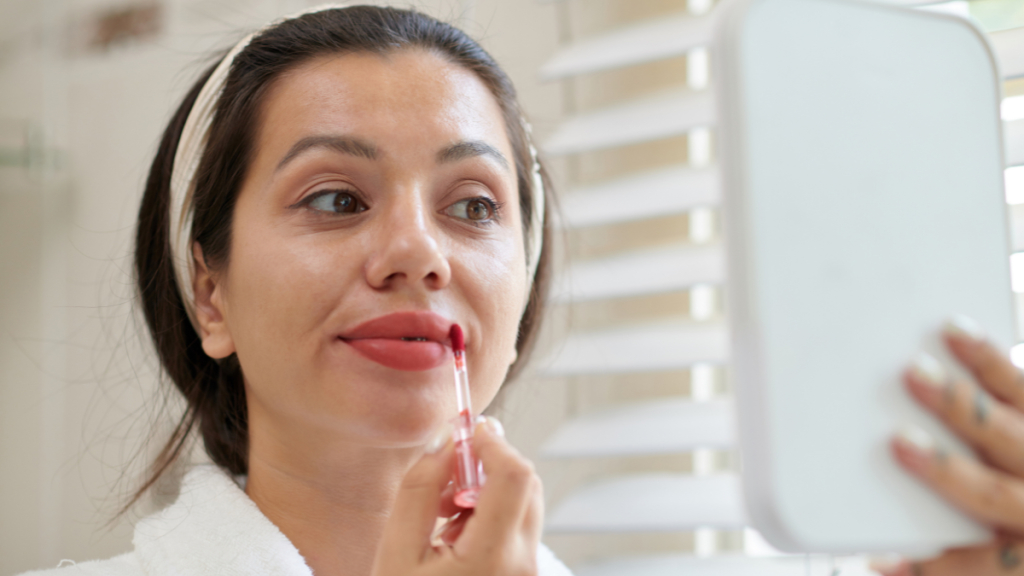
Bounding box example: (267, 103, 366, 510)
(289, 186, 364, 211)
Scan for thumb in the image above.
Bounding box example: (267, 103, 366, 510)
(374, 431, 453, 573)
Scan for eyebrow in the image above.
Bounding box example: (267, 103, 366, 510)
(275, 135, 509, 172)
(437, 140, 509, 171)
(276, 135, 378, 171)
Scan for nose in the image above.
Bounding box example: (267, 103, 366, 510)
(364, 192, 452, 291)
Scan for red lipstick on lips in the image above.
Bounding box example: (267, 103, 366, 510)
(340, 311, 452, 371)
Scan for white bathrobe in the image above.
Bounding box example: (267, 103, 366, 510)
(21, 465, 574, 576)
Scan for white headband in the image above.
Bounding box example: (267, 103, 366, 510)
(168, 5, 546, 332)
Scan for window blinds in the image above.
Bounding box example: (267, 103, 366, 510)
(536, 1, 1024, 574)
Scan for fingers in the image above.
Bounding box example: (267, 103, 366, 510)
(872, 541, 1024, 575)
(520, 468, 546, 552)
(435, 509, 472, 547)
(454, 417, 543, 565)
(438, 481, 462, 518)
(943, 316, 1024, 413)
(905, 356, 1024, 476)
(892, 427, 1024, 534)
(374, 434, 454, 571)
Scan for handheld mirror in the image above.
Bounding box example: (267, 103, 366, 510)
(715, 0, 1015, 554)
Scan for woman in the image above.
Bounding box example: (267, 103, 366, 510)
(17, 5, 1024, 576)
(22, 6, 565, 576)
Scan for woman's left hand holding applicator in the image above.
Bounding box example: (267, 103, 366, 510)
(371, 417, 544, 576)
(874, 317, 1024, 575)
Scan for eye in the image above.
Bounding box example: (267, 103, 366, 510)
(448, 197, 501, 224)
(305, 189, 366, 214)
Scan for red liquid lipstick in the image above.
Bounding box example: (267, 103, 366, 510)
(449, 324, 483, 508)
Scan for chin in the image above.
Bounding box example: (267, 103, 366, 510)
(346, 393, 452, 446)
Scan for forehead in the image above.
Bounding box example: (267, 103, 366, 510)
(256, 49, 511, 155)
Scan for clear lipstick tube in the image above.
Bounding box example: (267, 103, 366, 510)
(451, 332, 483, 508)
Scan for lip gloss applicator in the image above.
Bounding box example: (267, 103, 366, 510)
(449, 324, 483, 508)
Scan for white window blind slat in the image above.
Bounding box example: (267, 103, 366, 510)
(992, 27, 1024, 79)
(546, 473, 746, 533)
(1011, 204, 1024, 251)
(543, 322, 728, 376)
(541, 8, 1022, 81)
(547, 104, 1024, 163)
(573, 555, 874, 576)
(540, 13, 713, 80)
(543, 88, 714, 156)
(1006, 118, 1024, 166)
(540, 397, 735, 458)
(547, 103, 1024, 164)
(560, 165, 720, 228)
(560, 243, 723, 302)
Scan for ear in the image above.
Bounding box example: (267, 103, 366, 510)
(192, 243, 236, 359)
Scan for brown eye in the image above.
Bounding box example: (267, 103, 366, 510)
(308, 190, 365, 214)
(334, 192, 358, 213)
(448, 197, 499, 224)
(466, 198, 492, 221)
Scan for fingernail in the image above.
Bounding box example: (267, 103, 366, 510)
(425, 425, 452, 454)
(944, 315, 985, 342)
(430, 516, 451, 544)
(475, 415, 505, 437)
(909, 352, 947, 391)
(896, 424, 936, 453)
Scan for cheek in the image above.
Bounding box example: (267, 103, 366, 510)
(464, 232, 527, 371)
(222, 223, 363, 362)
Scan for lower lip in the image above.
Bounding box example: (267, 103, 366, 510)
(342, 338, 448, 371)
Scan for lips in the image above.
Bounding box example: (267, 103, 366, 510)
(339, 311, 454, 371)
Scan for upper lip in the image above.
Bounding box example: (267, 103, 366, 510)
(339, 311, 454, 344)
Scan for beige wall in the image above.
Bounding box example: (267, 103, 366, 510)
(0, 1, 562, 574)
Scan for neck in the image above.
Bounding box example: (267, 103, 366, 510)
(244, 414, 423, 576)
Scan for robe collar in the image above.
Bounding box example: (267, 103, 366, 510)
(133, 464, 314, 576)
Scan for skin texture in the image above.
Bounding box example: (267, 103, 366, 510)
(876, 322, 1024, 575)
(190, 50, 542, 576)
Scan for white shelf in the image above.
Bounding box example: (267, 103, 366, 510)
(540, 13, 713, 80)
(543, 88, 715, 156)
(540, 397, 735, 458)
(560, 165, 720, 229)
(573, 554, 875, 576)
(541, 321, 728, 377)
(546, 473, 747, 533)
(559, 243, 724, 303)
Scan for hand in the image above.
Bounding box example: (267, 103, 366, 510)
(874, 317, 1024, 575)
(371, 417, 544, 576)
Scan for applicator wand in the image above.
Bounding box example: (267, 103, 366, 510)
(449, 324, 483, 508)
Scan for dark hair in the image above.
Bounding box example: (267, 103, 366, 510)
(131, 6, 552, 510)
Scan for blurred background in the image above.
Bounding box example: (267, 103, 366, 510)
(3, 0, 1024, 575)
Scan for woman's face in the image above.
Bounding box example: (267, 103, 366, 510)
(197, 50, 527, 449)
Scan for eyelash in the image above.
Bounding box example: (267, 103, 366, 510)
(291, 188, 366, 214)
